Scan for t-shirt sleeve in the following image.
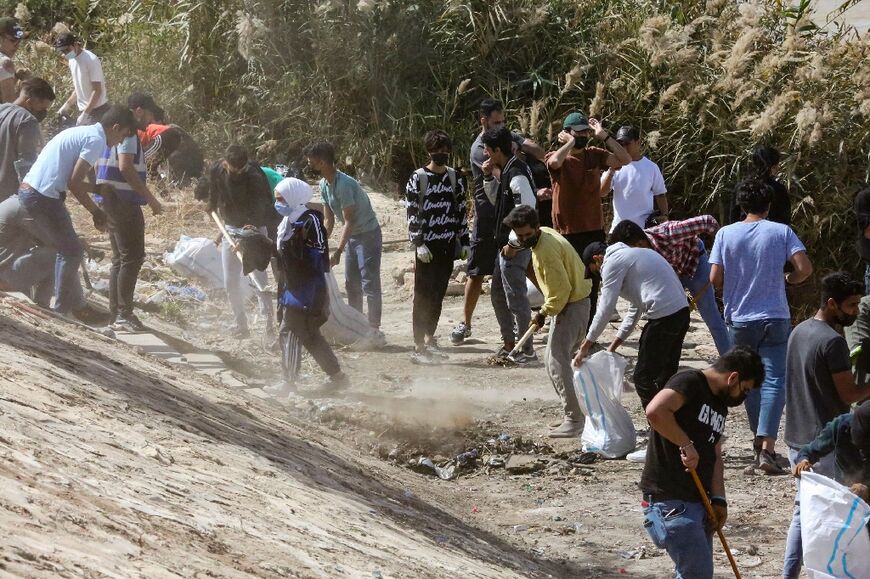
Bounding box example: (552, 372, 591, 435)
(79, 135, 104, 167)
(785, 227, 806, 258)
(652, 164, 667, 195)
(708, 229, 724, 265)
(663, 371, 697, 398)
(336, 179, 359, 209)
(88, 54, 106, 84)
(117, 135, 138, 156)
(824, 336, 852, 375)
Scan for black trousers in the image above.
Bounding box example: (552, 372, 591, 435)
(563, 230, 606, 329)
(634, 307, 691, 409)
(412, 250, 453, 346)
(280, 307, 340, 377)
(101, 189, 145, 318)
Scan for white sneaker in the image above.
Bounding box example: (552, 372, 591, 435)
(626, 448, 646, 463)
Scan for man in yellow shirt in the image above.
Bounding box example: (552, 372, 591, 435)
(503, 205, 592, 437)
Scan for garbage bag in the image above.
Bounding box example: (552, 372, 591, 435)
(322, 272, 386, 349)
(573, 351, 636, 458)
(527, 279, 544, 309)
(800, 471, 870, 579)
(165, 236, 224, 289)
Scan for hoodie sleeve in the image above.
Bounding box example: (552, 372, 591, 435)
(455, 175, 469, 246)
(406, 172, 424, 247)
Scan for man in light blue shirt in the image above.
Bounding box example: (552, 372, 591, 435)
(710, 179, 813, 474)
(304, 141, 383, 330)
(18, 105, 136, 318)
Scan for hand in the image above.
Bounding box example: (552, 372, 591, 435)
(416, 244, 433, 264)
(680, 444, 699, 471)
(481, 158, 493, 177)
(557, 130, 574, 146)
(502, 244, 517, 258)
(531, 312, 546, 330)
(573, 341, 592, 367)
(330, 248, 343, 267)
(793, 459, 813, 478)
(607, 339, 622, 353)
(460, 245, 470, 260)
(148, 198, 163, 216)
(91, 208, 108, 232)
(706, 504, 728, 533)
(536, 188, 552, 201)
(588, 118, 608, 141)
(850, 483, 870, 502)
(58, 102, 74, 117)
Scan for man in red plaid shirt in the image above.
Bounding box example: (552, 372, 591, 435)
(609, 217, 731, 355)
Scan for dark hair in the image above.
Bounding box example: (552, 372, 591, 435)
(481, 126, 512, 157)
(503, 205, 539, 230)
(735, 179, 772, 215)
(712, 346, 765, 389)
(582, 241, 607, 267)
(607, 219, 648, 246)
(99, 106, 136, 132)
(752, 146, 780, 180)
(127, 92, 158, 112)
(19, 77, 55, 101)
(479, 98, 503, 119)
(303, 141, 336, 164)
(224, 144, 249, 169)
(424, 130, 452, 153)
(820, 272, 863, 307)
(616, 125, 640, 143)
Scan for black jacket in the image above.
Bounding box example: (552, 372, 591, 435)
(492, 155, 536, 245)
(196, 160, 275, 228)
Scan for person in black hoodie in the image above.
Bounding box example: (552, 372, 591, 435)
(481, 126, 538, 363)
(266, 177, 348, 397)
(195, 144, 276, 338)
(730, 146, 791, 226)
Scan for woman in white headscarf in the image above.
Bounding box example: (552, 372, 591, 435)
(264, 178, 348, 398)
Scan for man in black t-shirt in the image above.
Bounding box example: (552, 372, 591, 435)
(642, 346, 764, 579)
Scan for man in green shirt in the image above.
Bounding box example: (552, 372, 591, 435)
(303, 141, 382, 330)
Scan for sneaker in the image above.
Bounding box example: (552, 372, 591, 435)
(450, 322, 471, 345)
(508, 351, 539, 365)
(70, 304, 113, 326)
(548, 419, 583, 438)
(426, 340, 449, 360)
(410, 349, 438, 365)
(626, 448, 647, 463)
(758, 449, 787, 475)
(111, 314, 147, 332)
(494, 346, 511, 360)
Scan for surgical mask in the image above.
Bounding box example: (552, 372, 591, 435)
(32, 109, 48, 122)
(520, 233, 539, 249)
(430, 153, 449, 166)
(64, 50, 76, 61)
(274, 201, 293, 217)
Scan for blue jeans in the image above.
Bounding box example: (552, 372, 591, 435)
(643, 499, 713, 578)
(728, 318, 791, 439)
(865, 265, 870, 295)
(0, 246, 56, 307)
(491, 248, 533, 354)
(344, 226, 382, 328)
(782, 447, 837, 578)
(17, 187, 85, 314)
(680, 241, 731, 355)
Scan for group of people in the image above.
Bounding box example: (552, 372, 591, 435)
(1, 17, 868, 579)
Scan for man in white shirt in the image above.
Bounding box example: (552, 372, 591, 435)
(0, 17, 25, 104)
(601, 126, 668, 231)
(54, 33, 109, 126)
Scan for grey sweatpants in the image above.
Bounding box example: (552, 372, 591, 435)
(491, 248, 533, 354)
(546, 297, 590, 423)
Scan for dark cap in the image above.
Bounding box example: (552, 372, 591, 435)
(852, 402, 870, 454)
(54, 32, 77, 49)
(0, 17, 25, 40)
(616, 126, 640, 143)
(127, 92, 159, 112)
(582, 242, 607, 268)
(563, 112, 590, 131)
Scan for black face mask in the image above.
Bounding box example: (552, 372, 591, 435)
(32, 109, 48, 122)
(837, 307, 858, 328)
(520, 233, 539, 249)
(725, 392, 748, 407)
(430, 153, 449, 167)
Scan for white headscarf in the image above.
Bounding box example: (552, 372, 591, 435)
(274, 177, 314, 249)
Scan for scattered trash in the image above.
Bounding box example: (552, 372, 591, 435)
(403, 488, 414, 499)
(371, 571, 383, 579)
(505, 454, 544, 474)
(471, 505, 479, 513)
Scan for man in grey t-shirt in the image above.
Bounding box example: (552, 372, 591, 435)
(782, 272, 870, 578)
(0, 78, 55, 201)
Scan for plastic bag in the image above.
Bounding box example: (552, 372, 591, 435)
(800, 471, 870, 579)
(321, 272, 386, 349)
(527, 279, 544, 309)
(165, 236, 224, 289)
(573, 351, 636, 458)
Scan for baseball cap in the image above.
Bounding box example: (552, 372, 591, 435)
(0, 18, 25, 40)
(54, 32, 77, 49)
(127, 92, 159, 112)
(616, 126, 640, 143)
(581, 242, 607, 268)
(563, 112, 590, 131)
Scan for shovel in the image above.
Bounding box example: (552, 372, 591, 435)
(689, 468, 741, 578)
(210, 211, 268, 292)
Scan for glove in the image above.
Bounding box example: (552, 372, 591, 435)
(460, 245, 470, 260)
(531, 312, 546, 330)
(76, 111, 88, 126)
(705, 503, 727, 533)
(416, 244, 432, 263)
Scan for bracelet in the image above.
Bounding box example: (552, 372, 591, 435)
(710, 496, 728, 507)
(679, 441, 694, 452)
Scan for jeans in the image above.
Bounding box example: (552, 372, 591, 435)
(728, 318, 791, 439)
(547, 298, 590, 422)
(17, 187, 84, 314)
(0, 246, 56, 307)
(634, 307, 691, 409)
(280, 307, 340, 377)
(783, 447, 837, 578)
(680, 241, 731, 355)
(412, 248, 453, 346)
(563, 230, 606, 330)
(100, 190, 145, 318)
(643, 499, 713, 578)
(491, 248, 533, 354)
(222, 225, 273, 333)
(345, 226, 382, 328)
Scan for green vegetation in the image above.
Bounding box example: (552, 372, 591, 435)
(8, 0, 870, 276)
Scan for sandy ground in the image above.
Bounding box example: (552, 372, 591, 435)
(0, 183, 800, 578)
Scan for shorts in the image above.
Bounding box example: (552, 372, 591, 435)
(467, 237, 498, 277)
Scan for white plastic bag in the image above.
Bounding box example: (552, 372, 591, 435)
(527, 279, 544, 309)
(573, 351, 636, 458)
(800, 471, 870, 579)
(321, 272, 385, 349)
(165, 236, 224, 289)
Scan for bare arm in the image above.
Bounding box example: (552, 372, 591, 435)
(521, 138, 546, 162)
(546, 132, 576, 171)
(711, 441, 725, 497)
(785, 251, 812, 285)
(84, 81, 103, 114)
(589, 119, 631, 168)
(118, 153, 162, 215)
(710, 263, 724, 289)
(600, 168, 615, 198)
(832, 370, 870, 405)
(323, 204, 336, 237)
(329, 205, 357, 266)
(655, 194, 669, 217)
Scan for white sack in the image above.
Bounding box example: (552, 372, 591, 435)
(573, 351, 636, 458)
